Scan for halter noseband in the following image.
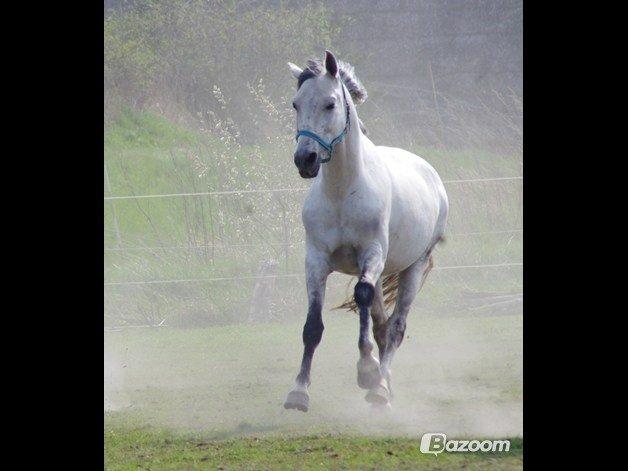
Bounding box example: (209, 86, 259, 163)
(295, 84, 351, 164)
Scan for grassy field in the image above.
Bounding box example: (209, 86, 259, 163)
(105, 430, 523, 470)
(105, 312, 522, 469)
(104, 111, 522, 327)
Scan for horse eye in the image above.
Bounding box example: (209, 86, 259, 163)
(326, 103, 335, 110)
(292, 102, 297, 110)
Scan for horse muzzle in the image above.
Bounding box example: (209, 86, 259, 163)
(294, 150, 320, 179)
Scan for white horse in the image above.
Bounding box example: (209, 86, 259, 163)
(283, 51, 448, 412)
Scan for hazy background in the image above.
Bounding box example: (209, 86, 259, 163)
(104, 0, 522, 439)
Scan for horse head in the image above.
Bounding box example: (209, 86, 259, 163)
(288, 51, 367, 178)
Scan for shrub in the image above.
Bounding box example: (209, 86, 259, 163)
(104, 0, 345, 141)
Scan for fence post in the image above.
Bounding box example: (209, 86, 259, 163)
(104, 162, 123, 248)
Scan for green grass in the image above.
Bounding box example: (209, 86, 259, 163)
(105, 429, 523, 470)
(105, 108, 201, 150)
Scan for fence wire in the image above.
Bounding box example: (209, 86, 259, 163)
(104, 262, 522, 287)
(104, 173, 523, 327)
(103, 176, 522, 201)
(103, 229, 522, 253)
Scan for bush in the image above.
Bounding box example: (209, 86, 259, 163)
(104, 0, 345, 141)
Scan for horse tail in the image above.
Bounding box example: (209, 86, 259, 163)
(381, 273, 401, 312)
(334, 273, 400, 313)
(333, 244, 441, 313)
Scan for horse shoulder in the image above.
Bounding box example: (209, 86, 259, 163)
(302, 186, 327, 229)
(301, 185, 340, 250)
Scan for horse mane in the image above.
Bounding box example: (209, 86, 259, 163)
(298, 58, 368, 105)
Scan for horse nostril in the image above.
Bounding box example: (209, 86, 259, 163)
(307, 152, 317, 164)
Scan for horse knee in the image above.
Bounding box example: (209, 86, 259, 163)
(354, 281, 375, 308)
(302, 317, 324, 346)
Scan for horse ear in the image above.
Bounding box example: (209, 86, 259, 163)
(287, 62, 303, 80)
(324, 50, 338, 78)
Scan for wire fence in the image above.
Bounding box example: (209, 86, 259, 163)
(104, 170, 523, 327)
(103, 228, 522, 253)
(104, 262, 522, 287)
(104, 175, 523, 286)
(103, 176, 522, 201)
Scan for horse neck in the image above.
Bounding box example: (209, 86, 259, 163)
(319, 98, 364, 199)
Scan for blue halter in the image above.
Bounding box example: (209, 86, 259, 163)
(295, 85, 351, 164)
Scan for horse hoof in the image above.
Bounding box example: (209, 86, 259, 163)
(284, 390, 309, 412)
(371, 401, 392, 412)
(357, 357, 381, 389)
(365, 383, 390, 405)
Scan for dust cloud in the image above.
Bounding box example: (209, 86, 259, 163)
(104, 309, 521, 438)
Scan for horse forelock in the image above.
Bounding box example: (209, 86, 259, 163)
(297, 58, 368, 105)
(297, 68, 317, 89)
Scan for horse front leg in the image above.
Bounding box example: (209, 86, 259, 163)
(354, 244, 389, 402)
(284, 256, 330, 412)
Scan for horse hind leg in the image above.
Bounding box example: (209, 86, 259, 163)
(371, 276, 389, 361)
(367, 254, 434, 406)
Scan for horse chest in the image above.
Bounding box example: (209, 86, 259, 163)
(307, 201, 378, 239)
(304, 199, 382, 275)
